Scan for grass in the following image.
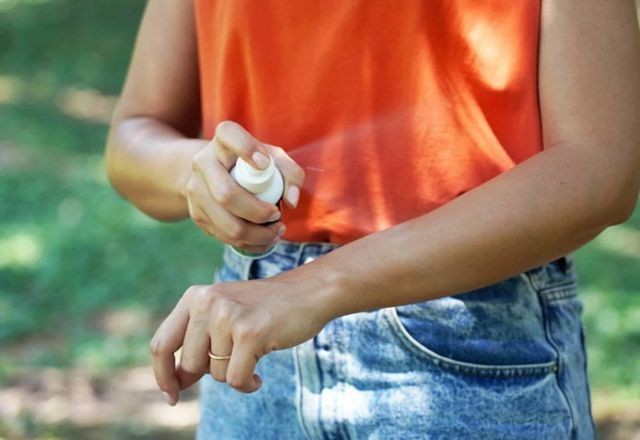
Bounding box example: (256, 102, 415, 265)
(0, 0, 638, 437)
(0, 0, 222, 377)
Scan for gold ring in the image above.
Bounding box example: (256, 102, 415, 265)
(208, 350, 232, 360)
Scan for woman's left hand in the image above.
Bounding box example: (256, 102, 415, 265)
(149, 275, 331, 405)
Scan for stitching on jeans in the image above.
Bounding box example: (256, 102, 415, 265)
(292, 345, 314, 440)
(539, 285, 579, 302)
(292, 242, 307, 268)
(536, 288, 577, 436)
(383, 307, 559, 377)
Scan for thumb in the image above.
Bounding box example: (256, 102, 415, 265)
(266, 144, 305, 208)
(213, 120, 271, 170)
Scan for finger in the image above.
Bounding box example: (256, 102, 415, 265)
(176, 288, 217, 391)
(225, 336, 262, 394)
(192, 211, 282, 253)
(194, 158, 280, 224)
(208, 315, 234, 383)
(192, 175, 283, 245)
(266, 144, 304, 208)
(214, 120, 271, 170)
(187, 192, 220, 237)
(149, 289, 194, 405)
(177, 304, 213, 378)
(174, 360, 205, 392)
(189, 200, 237, 245)
(187, 191, 250, 245)
(202, 200, 283, 246)
(228, 240, 283, 255)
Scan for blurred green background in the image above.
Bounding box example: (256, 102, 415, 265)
(0, 1, 638, 439)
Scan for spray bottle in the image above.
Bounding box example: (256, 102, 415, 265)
(229, 155, 284, 258)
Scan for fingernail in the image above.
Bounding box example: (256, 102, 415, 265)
(286, 186, 299, 208)
(277, 225, 286, 237)
(268, 210, 281, 222)
(252, 151, 270, 169)
(163, 391, 177, 406)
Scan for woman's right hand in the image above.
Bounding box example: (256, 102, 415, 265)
(182, 120, 304, 254)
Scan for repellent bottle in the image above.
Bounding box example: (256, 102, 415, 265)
(229, 155, 284, 259)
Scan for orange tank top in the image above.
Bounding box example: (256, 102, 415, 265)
(194, 1, 542, 245)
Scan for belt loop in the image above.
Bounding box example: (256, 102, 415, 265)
(293, 242, 307, 267)
(526, 264, 548, 291)
(232, 248, 254, 281)
(559, 254, 575, 274)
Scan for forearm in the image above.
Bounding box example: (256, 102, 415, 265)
(288, 143, 638, 320)
(105, 116, 206, 221)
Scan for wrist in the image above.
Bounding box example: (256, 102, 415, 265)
(280, 258, 354, 323)
(174, 138, 209, 202)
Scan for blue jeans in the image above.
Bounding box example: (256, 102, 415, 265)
(197, 240, 595, 439)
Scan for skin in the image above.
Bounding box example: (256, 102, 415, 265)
(105, 1, 640, 404)
(105, 1, 303, 254)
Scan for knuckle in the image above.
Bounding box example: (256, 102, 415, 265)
(228, 238, 244, 248)
(203, 228, 217, 238)
(210, 370, 226, 383)
(212, 299, 234, 324)
(180, 360, 204, 375)
(264, 341, 278, 355)
(191, 157, 203, 173)
(268, 145, 285, 157)
(149, 337, 166, 357)
(293, 166, 305, 183)
(190, 287, 216, 314)
(215, 120, 235, 136)
(184, 284, 202, 299)
(185, 181, 197, 198)
(215, 184, 234, 206)
(227, 223, 246, 241)
(226, 376, 246, 390)
(261, 208, 277, 223)
(194, 218, 208, 227)
(228, 239, 249, 251)
(233, 322, 261, 342)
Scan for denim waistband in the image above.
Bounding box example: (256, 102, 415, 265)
(220, 240, 341, 280)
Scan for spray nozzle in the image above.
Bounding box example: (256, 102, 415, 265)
(233, 156, 276, 194)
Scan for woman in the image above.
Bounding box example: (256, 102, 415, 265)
(105, 1, 640, 438)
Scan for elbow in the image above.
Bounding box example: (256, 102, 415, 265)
(605, 189, 638, 226)
(597, 172, 639, 227)
(565, 141, 640, 228)
(104, 134, 185, 223)
(104, 125, 130, 201)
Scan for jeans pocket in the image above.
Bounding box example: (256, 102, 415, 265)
(381, 273, 561, 377)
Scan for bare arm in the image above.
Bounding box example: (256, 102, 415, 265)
(290, 0, 640, 318)
(105, 1, 303, 253)
(149, 0, 640, 398)
(104, 0, 202, 221)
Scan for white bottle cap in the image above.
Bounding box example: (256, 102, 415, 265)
(233, 156, 276, 194)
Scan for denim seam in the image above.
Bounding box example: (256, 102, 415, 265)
(334, 319, 353, 440)
(537, 289, 577, 437)
(292, 345, 314, 440)
(312, 337, 332, 440)
(527, 269, 547, 292)
(292, 242, 308, 268)
(383, 307, 559, 377)
(538, 284, 579, 302)
(580, 323, 598, 436)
